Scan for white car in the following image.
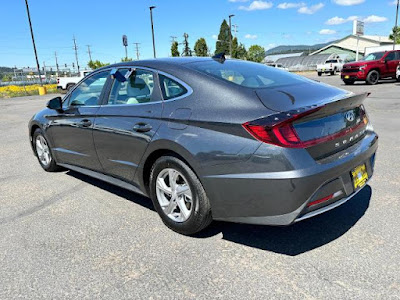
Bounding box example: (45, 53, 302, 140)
(396, 63, 400, 82)
(265, 63, 289, 71)
(317, 59, 344, 76)
(57, 70, 92, 93)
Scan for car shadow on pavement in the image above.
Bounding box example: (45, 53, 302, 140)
(196, 186, 372, 256)
(66, 170, 371, 256)
(66, 170, 155, 212)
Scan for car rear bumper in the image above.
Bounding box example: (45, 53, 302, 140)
(204, 132, 378, 226)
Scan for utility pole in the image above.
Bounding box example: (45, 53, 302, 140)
(54, 52, 60, 76)
(133, 43, 141, 60)
(43, 61, 46, 79)
(24, 0, 42, 85)
(232, 24, 239, 38)
(87, 45, 92, 61)
(394, 0, 399, 50)
(229, 14, 235, 56)
(73, 35, 80, 73)
(170, 36, 177, 43)
(150, 6, 157, 58)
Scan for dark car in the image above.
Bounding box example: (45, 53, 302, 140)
(341, 50, 400, 85)
(29, 57, 378, 235)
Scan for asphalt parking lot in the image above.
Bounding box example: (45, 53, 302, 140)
(1, 75, 399, 299)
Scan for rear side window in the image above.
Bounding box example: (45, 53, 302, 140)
(159, 74, 188, 100)
(187, 60, 310, 89)
(107, 69, 154, 105)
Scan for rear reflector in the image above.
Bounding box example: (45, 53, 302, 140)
(307, 191, 343, 207)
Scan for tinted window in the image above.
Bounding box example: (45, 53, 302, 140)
(326, 60, 338, 63)
(69, 70, 109, 106)
(363, 52, 385, 61)
(107, 69, 154, 105)
(187, 60, 310, 89)
(385, 52, 396, 61)
(159, 75, 188, 100)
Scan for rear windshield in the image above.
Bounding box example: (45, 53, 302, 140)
(186, 60, 310, 89)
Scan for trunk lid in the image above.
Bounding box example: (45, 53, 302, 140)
(249, 84, 369, 160)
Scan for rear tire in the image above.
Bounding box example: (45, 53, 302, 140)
(330, 70, 335, 76)
(366, 70, 379, 85)
(317, 72, 322, 77)
(149, 156, 212, 235)
(32, 128, 62, 172)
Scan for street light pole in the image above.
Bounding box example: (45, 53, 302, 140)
(24, 0, 42, 85)
(150, 6, 156, 58)
(229, 14, 235, 57)
(394, 0, 399, 50)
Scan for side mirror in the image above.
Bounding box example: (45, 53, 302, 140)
(46, 97, 63, 111)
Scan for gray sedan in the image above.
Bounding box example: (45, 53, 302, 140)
(29, 57, 378, 234)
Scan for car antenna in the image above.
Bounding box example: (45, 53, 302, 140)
(212, 52, 226, 63)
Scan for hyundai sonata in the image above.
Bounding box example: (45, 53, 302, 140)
(29, 57, 378, 234)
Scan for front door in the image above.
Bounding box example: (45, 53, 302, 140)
(93, 68, 163, 183)
(46, 70, 110, 171)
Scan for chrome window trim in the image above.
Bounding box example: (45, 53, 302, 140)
(102, 65, 193, 107)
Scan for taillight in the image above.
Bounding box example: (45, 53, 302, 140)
(243, 106, 368, 148)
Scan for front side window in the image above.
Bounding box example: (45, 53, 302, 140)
(68, 71, 109, 106)
(384, 52, 396, 61)
(159, 75, 188, 100)
(107, 69, 154, 105)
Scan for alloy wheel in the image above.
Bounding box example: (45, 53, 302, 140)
(155, 168, 193, 223)
(35, 135, 52, 166)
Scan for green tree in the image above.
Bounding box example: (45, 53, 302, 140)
(231, 37, 247, 60)
(2, 74, 12, 82)
(88, 60, 109, 69)
(247, 45, 265, 63)
(171, 41, 180, 57)
(182, 33, 192, 56)
(215, 19, 231, 55)
(194, 38, 209, 57)
(121, 57, 133, 62)
(389, 26, 400, 44)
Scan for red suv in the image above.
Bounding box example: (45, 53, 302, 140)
(341, 50, 400, 85)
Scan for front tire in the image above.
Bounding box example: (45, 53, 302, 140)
(149, 156, 212, 235)
(32, 128, 61, 172)
(366, 70, 379, 85)
(317, 72, 322, 77)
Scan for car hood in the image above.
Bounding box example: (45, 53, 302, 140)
(255, 81, 350, 112)
(343, 60, 377, 68)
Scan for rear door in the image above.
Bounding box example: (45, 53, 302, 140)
(383, 51, 399, 77)
(46, 70, 110, 171)
(93, 67, 163, 182)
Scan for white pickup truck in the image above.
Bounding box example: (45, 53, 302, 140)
(57, 70, 92, 93)
(316, 59, 343, 76)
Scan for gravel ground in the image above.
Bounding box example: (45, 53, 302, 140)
(0, 75, 399, 299)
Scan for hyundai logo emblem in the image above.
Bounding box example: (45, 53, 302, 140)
(345, 111, 355, 122)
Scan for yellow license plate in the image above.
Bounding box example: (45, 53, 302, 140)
(351, 164, 368, 189)
(345, 75, 350, 79)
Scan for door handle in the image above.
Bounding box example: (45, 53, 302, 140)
(79, 119, 92, 127)
(133, 123, 152, 133)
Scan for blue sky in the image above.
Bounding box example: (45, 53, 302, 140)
(0, 0, 397, 68)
